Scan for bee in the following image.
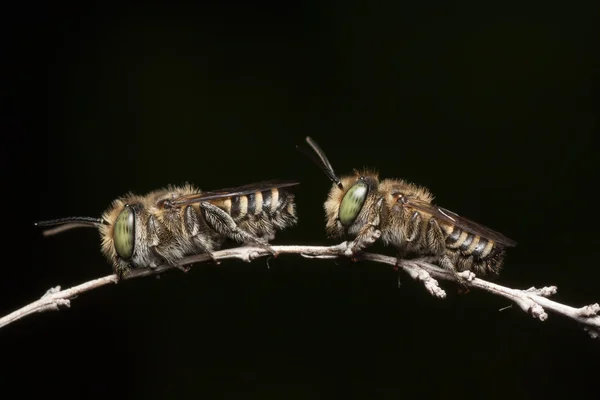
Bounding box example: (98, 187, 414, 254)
(36, 181, 299, 278)
(300, 137, 516, 277)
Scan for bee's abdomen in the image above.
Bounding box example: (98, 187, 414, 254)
(445, 226, 496, 259)
(228, 188, 296, 221)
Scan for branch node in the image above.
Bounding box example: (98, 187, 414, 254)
(39, 299, 71, 313)
(42, 286, 62, 298)
(345, 231, 381, 257)
(529, 303, 548, 321)
(458, 270, 476, 282)
(424, 278, 446, 299)
(578, 303, 600, 318)
(525, 286, 557, 297)
(236, 249, 261, 263)
(332, 242, 349, 252)
(403, 262, 446, 298)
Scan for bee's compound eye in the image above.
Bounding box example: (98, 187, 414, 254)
(113, 206, 135, 260)
(339, 181, 368, 226)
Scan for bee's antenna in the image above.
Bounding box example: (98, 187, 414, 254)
(35, 217, 106, 237)
(297, 136, 344, 190)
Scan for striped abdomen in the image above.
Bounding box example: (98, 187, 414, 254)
(213, 187, 296, 221)
(445, 225, 498, 260)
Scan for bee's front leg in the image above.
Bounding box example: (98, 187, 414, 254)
(345, 225, 382, 259)
(347, 219, 383, 261)
(113, 259, 133, 280)
(344, 198, 384, 260)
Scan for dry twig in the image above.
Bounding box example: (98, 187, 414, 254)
(1, 242, 599, 338)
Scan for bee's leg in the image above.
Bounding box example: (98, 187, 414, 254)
(394, 211, 422, 269)
(180, 206, 220, 265)
(192, 239, 220, 265)
(425, 218, 468, 286)
(200, 202, 278, 256)
(343, 222, 381, 261)
(406, 211, 422, 243)
(425, 218, 446, 255)
(393, 250, 404, 272)
(439, 254, 474, 288)
(455, 255, 477, 282)
(260, 230, 276, 242)
(347, 223, 382, 261)
(437, 254, 457, 274)
(113, 259, 132, 280)
(144, 245, 189, 272)
(344, 198, 384, 259)
(252, 218, 277, 243)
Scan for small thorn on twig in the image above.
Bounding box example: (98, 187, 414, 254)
(55, 299, 71, 309)
(393, 255, 401, 272)
(40, 299, 71, 312)
(499, 305, 513, 312)
(42, 286, 61, 298)
(176, 265, 191, 273)
(265, 256, 274, 270)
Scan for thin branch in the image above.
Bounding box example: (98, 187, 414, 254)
(2, 243, 599, 338)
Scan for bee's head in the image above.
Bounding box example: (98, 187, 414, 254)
(299, 137, 379, 239)
(98, 198, 146, 271)
(323, 169, 379, 238)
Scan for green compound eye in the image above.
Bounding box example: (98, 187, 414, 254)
(339, 181, 368, 226)
(113, 206, 135, 260)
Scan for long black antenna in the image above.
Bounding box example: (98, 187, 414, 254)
(297, 136, 344, 190)
(35, 217, 106, 237)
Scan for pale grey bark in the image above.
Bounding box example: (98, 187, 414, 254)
(1, 242, 598, 338)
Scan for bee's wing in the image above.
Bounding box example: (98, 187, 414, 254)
(403, 198, 517, 247)
(169, 180, 299, 207)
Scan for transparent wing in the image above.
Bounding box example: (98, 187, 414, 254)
(168, 180, 299, 207)
(402, 198, 517, 247)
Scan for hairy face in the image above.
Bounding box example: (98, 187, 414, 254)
(324, 169, 381, 239)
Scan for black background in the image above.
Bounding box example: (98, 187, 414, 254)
(3, 2, 599, 399)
